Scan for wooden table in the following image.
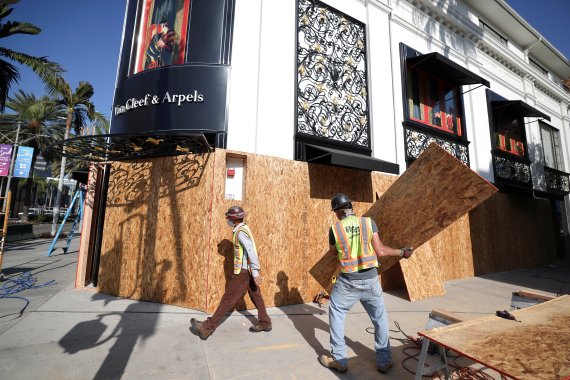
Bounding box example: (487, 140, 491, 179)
(415, 295, 570, 379)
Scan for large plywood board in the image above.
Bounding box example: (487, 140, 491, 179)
(469, 192, 556, 275)
(419, 295, 570, 379)
(310, 143, 497, 300)
(97, 144, 562, 312)
(99, 152, 213, 310)
(98, 148, 399, 313)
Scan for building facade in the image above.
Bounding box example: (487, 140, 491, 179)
(225, 0, 570, 253)
(77, 0, 570, 309)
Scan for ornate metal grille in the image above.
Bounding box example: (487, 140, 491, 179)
(46, 133, 212, 162)
(297, 0, 369, 147)
(492, 154, 531, 185)
(404, 126, 469, 166)
(544, 167, 570, 194)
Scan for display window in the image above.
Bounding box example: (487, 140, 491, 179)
(132, 0, 190, 75)
(406, 67, 463, 137)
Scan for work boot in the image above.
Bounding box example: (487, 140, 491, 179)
(190, 318, 212, 340)
(318, 355, 348, 373)
(249, 323, 272, 333)
(377, 361, 394, 374)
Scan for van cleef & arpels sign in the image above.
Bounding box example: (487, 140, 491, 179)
(114, 91, 205, 116)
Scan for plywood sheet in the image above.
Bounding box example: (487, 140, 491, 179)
(399, 242, 445, 301)
(98, 152, 213, 310)
(469, 192, 556, 275)
(419, 295, 570, 379)
(310, 143, 497, 299)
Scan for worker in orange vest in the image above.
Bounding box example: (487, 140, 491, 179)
(319, 193, 414, 374)
(190, 206, 271, 340)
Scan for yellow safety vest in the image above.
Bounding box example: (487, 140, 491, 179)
(332, 215, 378, 273)
(232, 224, 257, 274)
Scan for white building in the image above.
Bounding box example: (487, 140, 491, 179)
(225, 0, 570, 254)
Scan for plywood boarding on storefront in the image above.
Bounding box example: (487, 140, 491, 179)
(75, 163, 101, 288)
(98, 153, 214, 310)
(468, 192, 557, 275)
(418, 295, 570, 379)
(96, 145, 558, 312)
(97, 148, 401, 312)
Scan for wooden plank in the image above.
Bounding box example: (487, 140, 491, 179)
(430, 309, 468, 324)
(367, 143, 497, 274)
(310, 143, 498, 299)
(418, 295, 570, 379)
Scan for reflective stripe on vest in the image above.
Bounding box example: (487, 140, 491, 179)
(331, 216, 378, 273)
(232, 224, 257, 275)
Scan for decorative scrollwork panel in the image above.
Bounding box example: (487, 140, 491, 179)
(297, 0, 369, 147)
(493, 155, 531, 185)
(404, 128, 469, 166)
(544, 167, 570, 193)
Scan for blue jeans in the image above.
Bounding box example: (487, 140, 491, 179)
(328, 275, 391, 367)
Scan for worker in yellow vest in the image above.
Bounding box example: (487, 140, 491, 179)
(190, 206, 272, 340)
(319, 193, 413, 374)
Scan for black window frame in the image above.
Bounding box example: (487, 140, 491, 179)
(479, 19, 508, 47)
(539, 121, 563, 171)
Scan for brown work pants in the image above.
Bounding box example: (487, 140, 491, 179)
(203, 271, 271, 333)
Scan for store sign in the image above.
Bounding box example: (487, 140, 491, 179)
(0, 144, 12, 177)
(13, 146, 34, 178)
(114, 90, 205, 116)
(110, 65, 229, 136)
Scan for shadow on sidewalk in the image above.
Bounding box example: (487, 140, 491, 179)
(275, 271, 378, 378)
(58, 260, 171, 379)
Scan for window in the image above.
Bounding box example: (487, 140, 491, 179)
(540, 123, 563, 171)
(479, 20, 508, 47)
(406, 66, 464, 137)
(130, 0, 191, 75)
(493, 112, 525, 157)
(529, 57, 548, 76)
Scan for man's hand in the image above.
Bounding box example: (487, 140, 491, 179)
(254, 275, 263, 286)
(400, 247, 414, 259)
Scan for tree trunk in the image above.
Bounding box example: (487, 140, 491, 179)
(51, 112, 72, 236)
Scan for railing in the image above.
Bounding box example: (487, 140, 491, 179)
(544, 166, 570, 194)
(491, 150, 532, 187)
(404, 123, 469, 166)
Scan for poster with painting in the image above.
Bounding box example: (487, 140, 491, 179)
(132, 0, 190, 74)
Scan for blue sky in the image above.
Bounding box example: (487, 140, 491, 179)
(3, 1, 569, 122)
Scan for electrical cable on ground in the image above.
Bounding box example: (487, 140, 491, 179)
(0, 272, 55, 318)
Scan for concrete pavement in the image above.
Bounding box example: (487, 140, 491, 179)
(0, 236, 568, 379)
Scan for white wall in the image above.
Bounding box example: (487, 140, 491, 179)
(227, 0, 296, 159)
(227, 0, 570, 188)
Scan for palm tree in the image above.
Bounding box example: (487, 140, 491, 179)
(0, 3, 63, 111)
(49, 78, 109, 236)
(0, 90, 66, 221)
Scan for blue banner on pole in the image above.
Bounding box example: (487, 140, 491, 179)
(13, 146, 34, 178)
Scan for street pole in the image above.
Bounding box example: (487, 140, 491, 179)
(2, 121, 21, 214)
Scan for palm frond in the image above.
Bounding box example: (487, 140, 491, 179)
(0, 5, 14, 20)
(0, 57, 20, 110)
(0, 21, 40, 38)
(0, 48, 63, 85)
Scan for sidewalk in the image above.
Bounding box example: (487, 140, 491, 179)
(0, 237, 568, 379)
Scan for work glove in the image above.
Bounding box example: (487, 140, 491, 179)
(400, 247, 414, 259)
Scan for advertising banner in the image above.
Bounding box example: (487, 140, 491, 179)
(0, 144, 12, 177)
(13, 146, 34, 178)
(133, 0, 190, 75)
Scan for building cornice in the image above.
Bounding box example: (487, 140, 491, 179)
(408, 0, 570, 105)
